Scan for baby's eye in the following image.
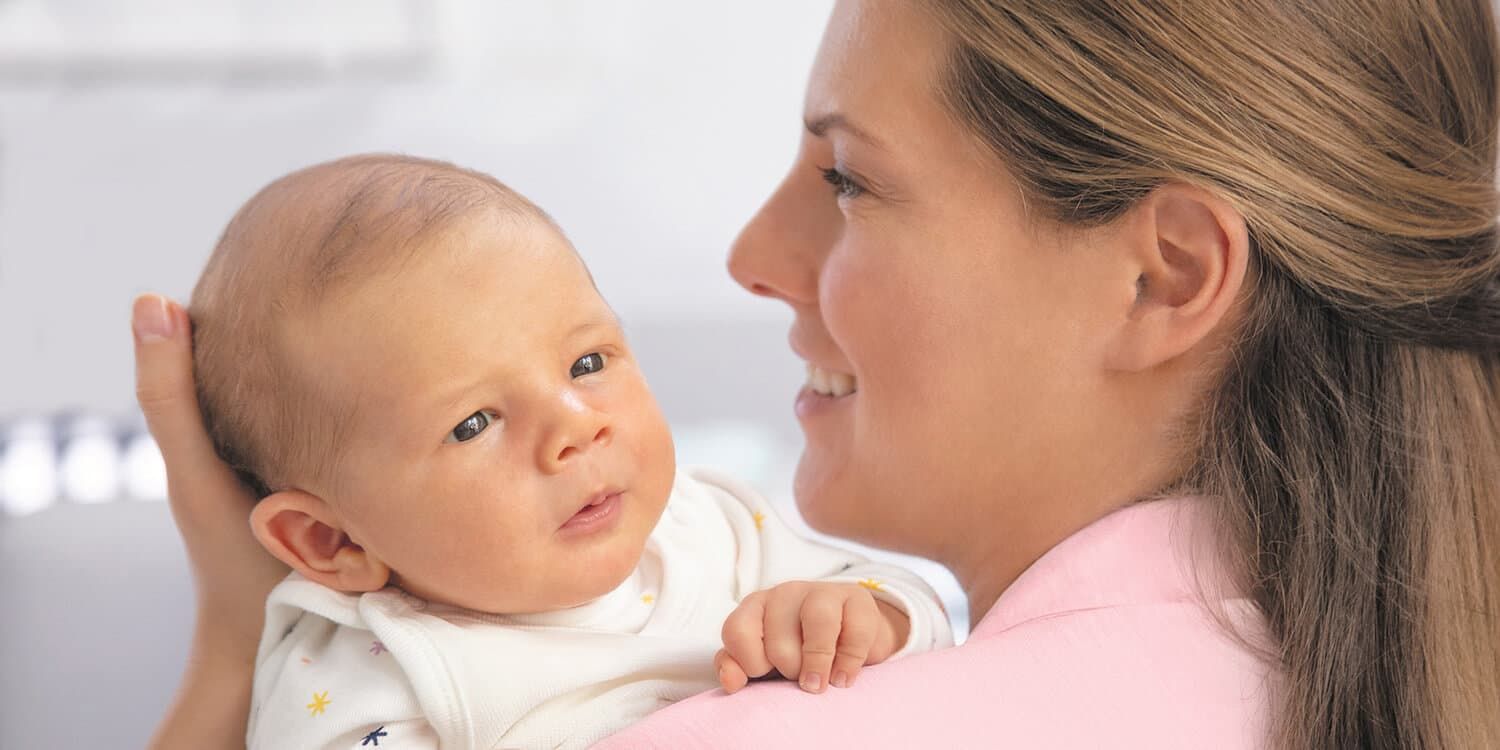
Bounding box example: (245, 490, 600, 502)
(446, 411, 494, 443)
(570, 353, 606, 378)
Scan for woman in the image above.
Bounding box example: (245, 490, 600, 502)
(139, 0, 1500, 747)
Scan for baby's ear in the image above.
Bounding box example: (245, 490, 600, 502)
(250, 489, 390, 593)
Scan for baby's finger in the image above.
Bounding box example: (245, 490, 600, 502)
(829, 592, 880, 689)
(762, 585, 807, 680)
(796, 587, 847, 694)
(721, 592, 774, 678)
(715, 649, 750, 694)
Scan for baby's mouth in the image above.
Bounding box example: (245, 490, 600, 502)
(561, 490, 624, 530)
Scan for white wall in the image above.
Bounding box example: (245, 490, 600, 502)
(0, 0, 833, 417)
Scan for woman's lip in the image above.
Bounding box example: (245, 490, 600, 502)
(559, 492, 623, 535)
(795, 386, 856, 420)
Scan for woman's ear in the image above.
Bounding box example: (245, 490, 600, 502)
(249, 490, 390, 593)
(1103, 183, 1250, 372)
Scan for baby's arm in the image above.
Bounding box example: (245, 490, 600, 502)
(250, 634, 440, 750)
(685, 468, 953, 694)
(249, 581, 440, 749)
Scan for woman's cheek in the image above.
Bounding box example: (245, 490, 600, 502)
(825, 232, 948, 382)
(819, 235, 893, 361)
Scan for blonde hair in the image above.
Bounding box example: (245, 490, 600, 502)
(929, 0, 1500, 746)
(191, 154, 547, 497)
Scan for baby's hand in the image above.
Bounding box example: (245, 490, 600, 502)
(716, 581, 909, 695)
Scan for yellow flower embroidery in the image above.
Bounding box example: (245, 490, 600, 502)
(641, 593, 655, 605)
(306, 691, 331, 717)
(858, 578, 884, 592)
(752, 511, 766, 532)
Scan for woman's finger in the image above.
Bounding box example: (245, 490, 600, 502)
(132, 294, 256, 542)
(132, 295, 211, 467)
(132, 294, 249, 517)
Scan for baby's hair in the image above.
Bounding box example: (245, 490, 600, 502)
(190, 153, 552, 498)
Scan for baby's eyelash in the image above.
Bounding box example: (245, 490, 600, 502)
(446, 410, 496, 444)
(819, 165, 866, 199)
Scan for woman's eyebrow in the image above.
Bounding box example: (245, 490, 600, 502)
(804, 112, 888, 151)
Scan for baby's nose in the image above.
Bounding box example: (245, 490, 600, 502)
(538, 393, 612, 473)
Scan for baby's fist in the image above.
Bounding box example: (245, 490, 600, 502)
(717, 581, 907, 695)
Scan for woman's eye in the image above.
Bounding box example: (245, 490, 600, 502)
(447, 411, 493, 443)
(819, 166, 865, 200)
(570, 353, 606, 378)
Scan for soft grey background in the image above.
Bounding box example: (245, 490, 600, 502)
(0, 3, 967, 747)
(0, 0, 827, 416)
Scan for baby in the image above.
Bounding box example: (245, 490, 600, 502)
(190, 154, 952, 749)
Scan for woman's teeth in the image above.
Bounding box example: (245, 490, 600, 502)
(806, 364, 858, 398)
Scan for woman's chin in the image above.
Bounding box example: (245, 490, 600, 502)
(793, 451, 859, 537)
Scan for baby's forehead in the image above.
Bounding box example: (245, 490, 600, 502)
(331, 209, 588, 305)
(230, 155, 557, 300)
(299, 214, 610, 361)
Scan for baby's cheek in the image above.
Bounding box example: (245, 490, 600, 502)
(621, 385, 673, 464)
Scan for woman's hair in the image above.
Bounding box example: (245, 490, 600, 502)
(929, 0, 1500, 747)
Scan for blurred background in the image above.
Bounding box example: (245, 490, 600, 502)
(0, 2, 965, 747)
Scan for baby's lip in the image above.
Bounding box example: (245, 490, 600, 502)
(568, 487, 624, 519)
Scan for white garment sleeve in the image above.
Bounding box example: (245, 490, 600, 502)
(684, 467, 954, 657)
(248, 578, 441, 750)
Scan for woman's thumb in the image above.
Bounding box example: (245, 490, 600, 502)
(131, 293, 209, 462)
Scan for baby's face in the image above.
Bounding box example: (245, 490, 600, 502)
(297, 211, 675, 613)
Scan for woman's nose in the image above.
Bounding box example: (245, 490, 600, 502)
(727, 167, 832, 308)
(538, 390, 612, 474)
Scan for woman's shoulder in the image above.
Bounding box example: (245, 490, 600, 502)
(597, 498, 1276, 749)
(954, 597, 1274, 743)
(597, 600, 1271, 749)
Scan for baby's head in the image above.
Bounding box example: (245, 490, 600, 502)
(192, 154, 675, 614)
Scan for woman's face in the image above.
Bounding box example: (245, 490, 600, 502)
(729, 0, 1138, 567)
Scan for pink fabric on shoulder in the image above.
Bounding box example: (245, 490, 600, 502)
(593, 498, 1276, 749)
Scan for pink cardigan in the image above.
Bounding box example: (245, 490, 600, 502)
(594, 498, 1276, 748)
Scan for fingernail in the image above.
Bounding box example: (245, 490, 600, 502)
(132, 295, 176, 342)
(800, 672, 823, 693)
(831, 671, 849, 688)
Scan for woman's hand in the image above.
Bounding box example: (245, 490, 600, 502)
(133, 293, 286, 749)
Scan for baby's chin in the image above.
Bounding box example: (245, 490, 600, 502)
(547, 538, 650, 608)
(455, 540, 650, 615)
(549, 577, 633, 611)
(402, 492, 667, 614)
(399, 567, 632, 615)
(529, 490, 669, 610)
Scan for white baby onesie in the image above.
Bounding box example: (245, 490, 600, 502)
(246, 466, 953, 750)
